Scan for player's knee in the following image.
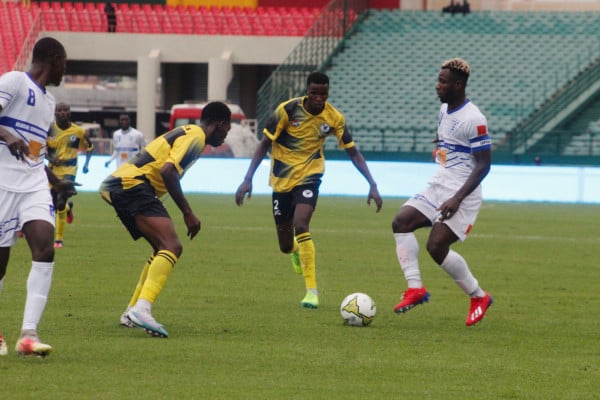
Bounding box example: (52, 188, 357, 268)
(279, 242, 294, 254)
(425, 240, 447, 265)
(31, 244, 55, 263)
(392, 216, 410, 233)
(163, 240, 182, 258)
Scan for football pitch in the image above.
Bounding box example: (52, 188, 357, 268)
(1, 193, 598, 399)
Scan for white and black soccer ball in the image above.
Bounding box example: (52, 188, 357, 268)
(340, 292, 376, 326)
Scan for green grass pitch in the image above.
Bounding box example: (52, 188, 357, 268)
(1, 193, 598, 399)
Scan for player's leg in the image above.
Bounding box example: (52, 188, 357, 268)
(126, 214, 181, 338)
(392, 199, 434, 313)
(18, 203, 55, 357)
(427, 194, 491, 326)
(275, 219, 302, 273)
(51, 188, 65, 248)
(120, 254, 154, 328)
(53, 175, 75, 247)
(0, 247, 9, 356)
(293, 204, 318, 307)
(291, 184, 319, 309)
(0, 190, 17, 356)
(272, 192, 302, 273)
(66, 201, 74, 224)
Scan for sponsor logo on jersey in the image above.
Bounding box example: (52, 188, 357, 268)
(477, 125, 487, 136)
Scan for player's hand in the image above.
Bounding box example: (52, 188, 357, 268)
(54, 179, 81, 199)
(183, 211, 201, 239)
(437, 197, 460, 221)
(6, 136, 29, 161)
(367, 184, 383, 213)
(235, 180, 252, 206)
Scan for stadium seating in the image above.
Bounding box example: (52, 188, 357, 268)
(324, 10, 600, 153)
(0, 2, 319, 74)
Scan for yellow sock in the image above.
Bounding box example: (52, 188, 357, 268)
(296, 232, 316, 290)
(55, 208, 67, 241)
(128, 255, 153, 308)
(139, 250, 177, 305)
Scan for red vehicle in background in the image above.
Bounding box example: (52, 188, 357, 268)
(169, 102, 258, 158)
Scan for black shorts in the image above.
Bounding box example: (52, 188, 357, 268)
(105, 183, 169, 240)
(272, 182, 320, 224)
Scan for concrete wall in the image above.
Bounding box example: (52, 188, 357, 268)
(50, 32, 301, 64)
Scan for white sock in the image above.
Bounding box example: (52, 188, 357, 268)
(0, 277, 4, 293)
(22, 261, 54, 332)
(440, 250, 485, 297)
(394, 232, 422, 288)
(134, 299, 152, 312)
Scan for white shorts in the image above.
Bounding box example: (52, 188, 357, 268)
(404, 183, 482, 242)
(0, 189, 55, 247)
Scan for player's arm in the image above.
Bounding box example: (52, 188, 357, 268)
(105, 134, 118, 167)
(45, 165, 79, 197)
(81, 133, 93, 173)
(344, 146, 383, 212)
(438, 148, 491, 221)
(235, 135, 271, 206)
(160, 161, 200, 239)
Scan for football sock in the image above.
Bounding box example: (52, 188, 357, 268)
(394, 233, 422, 288)
(128, 255, 153, 308)
(440, 250, 485, 297)
(22, 261, 54, 331)
(291, 239, 299, 254)
(55, 208, 67, 241)
(296, 232, 316, 290)
(138, 250, 177, 305)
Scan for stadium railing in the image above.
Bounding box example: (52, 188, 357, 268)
(255, 0, 369, 133)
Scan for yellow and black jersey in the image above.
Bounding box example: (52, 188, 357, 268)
(100, 124, 206, 198)
(46, 122, 93, 179)
(265, 97, 355, 192)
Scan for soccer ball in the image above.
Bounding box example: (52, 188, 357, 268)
(340, 292, 376, 326)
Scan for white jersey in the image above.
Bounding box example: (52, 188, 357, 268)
(108, 127, 146, 167)
(430, 100, 491, 190)
(0, 71, 55, 192)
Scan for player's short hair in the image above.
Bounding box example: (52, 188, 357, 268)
(32, 37, 66, 63)
(441, 58, 470, 84)
(307, 71, 329, 86)
(201, 102, 232, 123)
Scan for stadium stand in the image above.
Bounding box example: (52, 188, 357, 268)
(3, 2, 599, 162)
(321, 9, 600, 154)
(0, 2, 319, 75)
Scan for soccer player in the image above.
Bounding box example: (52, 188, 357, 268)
(46, 102, 93, 248)
(391, 58, 493, 326)
(0, 37, 77, 356)
(235, 71, 383, 309)
(100, 102, 231, 338)
(104, 113, 146, 169)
